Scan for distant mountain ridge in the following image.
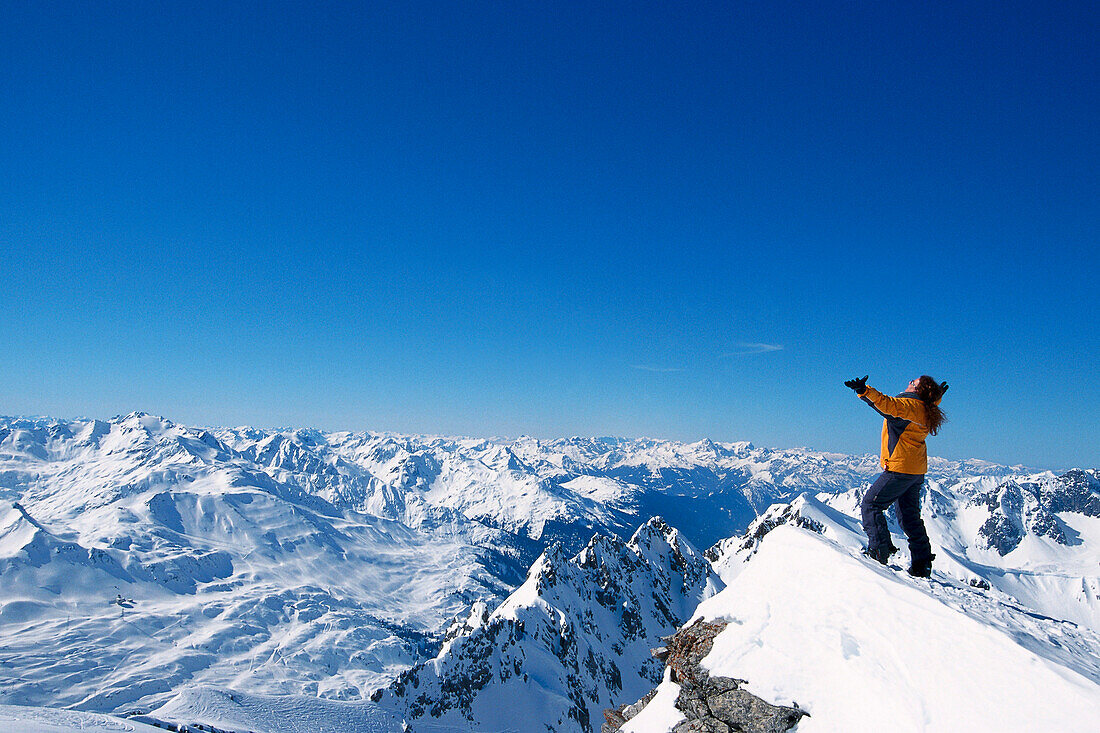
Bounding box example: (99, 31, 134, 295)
(0, 411, 1033, 550)
(0, 412, 1088, 731)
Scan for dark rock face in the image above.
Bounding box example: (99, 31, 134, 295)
(602, 689, 656, 733)
(974, 470, 1099, 555)
(1045, 469, 1100, 516)
(604, 619, 807, 733)
(976, 480, 1032, 555)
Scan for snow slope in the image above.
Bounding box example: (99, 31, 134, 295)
(0, 704, 164, 732)
(628, 499, 1100, 732)
(811, 470, 1100, 630)
(145, 686, 401, 733)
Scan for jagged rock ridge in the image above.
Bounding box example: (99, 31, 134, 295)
(374, 517, 722, 733)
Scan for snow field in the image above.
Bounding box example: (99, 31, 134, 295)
(0, 704, 164, 732)
(699, 526, 1100, 732)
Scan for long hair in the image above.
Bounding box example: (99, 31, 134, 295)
(913, 375, 947, 435)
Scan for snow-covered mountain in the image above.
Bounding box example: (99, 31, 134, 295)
(369, 472, 1100, 733)
(372, 517, 720, 732)
(808, 469, 1100, 629)
(0, 412, 1094, 731)
(622, 523, 1100, 731)
(619, 489, 1100, 732)
(0, 414, 532, 716)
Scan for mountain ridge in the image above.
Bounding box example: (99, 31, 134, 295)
(1, 412, 1094, 731)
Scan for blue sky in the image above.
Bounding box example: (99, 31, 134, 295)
(1, 2, 1096, 468)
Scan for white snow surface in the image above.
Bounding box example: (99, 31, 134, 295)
(0, 704, 164, 732)
(815, 474, 1100, 630)
(706, 526, 1099, 731)
(148, 686, 401, 732)
(630, 495, 1100, 732)
(619, 669, 684, 733)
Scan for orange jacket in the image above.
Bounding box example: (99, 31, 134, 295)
(858, 386, 935, 475)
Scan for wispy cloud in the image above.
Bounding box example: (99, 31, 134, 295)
(630, 364, 685, 373)
(721, 342, 784, 356)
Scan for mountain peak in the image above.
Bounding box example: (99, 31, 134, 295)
(1, 412, 1091, 732)
(115, 411, 174, 434)
(377, 518, 722, 732)
(622, 524, 1100, 731)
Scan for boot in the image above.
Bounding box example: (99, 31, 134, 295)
(863, 544, 897, 565)
(908, 553, 936, 578)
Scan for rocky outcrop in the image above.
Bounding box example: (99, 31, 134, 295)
(604, 619, 807, 733)
(601, 689, 656, 732)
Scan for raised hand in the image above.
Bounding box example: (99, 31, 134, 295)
(844, 375, 868, 394)
(939, 381, 949, 395)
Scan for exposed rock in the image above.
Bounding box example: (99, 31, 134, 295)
(706, 501, 825, 561)
(973, 470, 1099, 555)
(622, 690, 657, 722)
(1045, 469, 1100, 516)
(662, 619, 728, 685)
(975, 480, 1031, 555)
(605, 618, 807, 733)
(602, 689, 656, 733)
(602, 706, 627, 733)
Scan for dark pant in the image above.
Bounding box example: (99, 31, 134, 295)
(861, 471, 933, 562)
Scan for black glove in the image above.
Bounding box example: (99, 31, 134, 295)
(844, 375, 868, 394)
(939, 381, 949, 395)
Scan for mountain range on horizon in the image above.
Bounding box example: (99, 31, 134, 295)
(0, 412, 1097, 732)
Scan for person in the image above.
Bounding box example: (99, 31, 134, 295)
(844, 375, 948, 577)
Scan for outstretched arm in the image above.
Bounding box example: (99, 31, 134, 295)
(860, 394, 889, 418)
(861, 386, 926, 422)
(845, 375, 891, 418)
